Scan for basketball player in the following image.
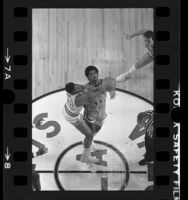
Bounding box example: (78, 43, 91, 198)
(32, 119, 48, 191)
(137, 110, 154, 190)
(63, 82, 105, 164)
(116, 29, 153, 82)
(137, 110, 154, 165)
(32, 145, 48, 191)
(83, 66, 116, 138)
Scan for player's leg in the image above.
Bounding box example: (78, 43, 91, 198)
(83, 113, 101, 150)
(73, 119, 99, 164)
(74, 120, 94, 148)
(83, 120, 99, 151)
(84, 119, 96, 135)
(144, 130, 154, 190)
(145, 131, 154, 162)
(95, 124, 102, 134)
(83, 108, 98, 136)
(92, 113, 107, 135)
(139, 130, 154, 165)
(63, 109, 99, 164)
(83, 110, 107, 150)
(138, 133, 148, 165)
(88, 114, 107, 151)
(138, 153, 147, 166)
(63, 108, 93, 148)
(32, 169, 41, 191)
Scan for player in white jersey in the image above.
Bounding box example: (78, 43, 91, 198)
(116, 29, 153, 82)
(63, 82, 105, 164)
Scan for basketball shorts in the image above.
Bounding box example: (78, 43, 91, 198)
(62, 106, 84, 126)
(83, 109, 107, 127)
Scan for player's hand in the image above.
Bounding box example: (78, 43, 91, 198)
(109, 90, 116, 100)
(126, 34, 133, 40)
(35, 118, 46, 127)
(83, 88, 89, 94)
(116, 72, 132, 83)
(36, 146, 48, 156)
(97, 85, 106, 93)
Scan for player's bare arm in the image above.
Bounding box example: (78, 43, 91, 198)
(109, 90, 116, 99)
(135, 53, 153, 70)
(126, 28, 152, 39)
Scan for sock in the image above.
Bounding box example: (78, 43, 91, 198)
(82, 146, 91, 158)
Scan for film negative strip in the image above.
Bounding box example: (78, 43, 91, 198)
(3, 0, 181, 199)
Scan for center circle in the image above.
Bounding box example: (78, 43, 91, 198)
(54, 140, 130, 191)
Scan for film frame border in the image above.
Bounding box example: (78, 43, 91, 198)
(3, 0, 180, 200)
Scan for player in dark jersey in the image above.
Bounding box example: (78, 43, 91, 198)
(32, 145, 48, 191)
(137, 110, 154, 165)
(32, 119, 48, 191)
(83, 66, 116, 139)
(63, 82, 105, 164)
(116, 29, 153, 82)
(136, 110, 154, 190)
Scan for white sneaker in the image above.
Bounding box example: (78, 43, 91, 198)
(82, 140, 98, 151)
(80, 155, 99, 164)
(87, 164, 97, 173)
(91, 143, 98, 151)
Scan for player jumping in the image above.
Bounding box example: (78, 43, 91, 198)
(63, 82, 105, 164)
(116, 29, 153, 82)
(83, 66, 116, 139)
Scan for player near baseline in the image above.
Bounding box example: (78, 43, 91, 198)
(32, 120, 48, 191)
(116, 29, 153, 82)
(136, 110, 154, 190)
(32, 145, 48, 191)
(137, 110, 154, 166)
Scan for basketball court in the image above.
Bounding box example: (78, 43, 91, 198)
(32, 89, 153, 190)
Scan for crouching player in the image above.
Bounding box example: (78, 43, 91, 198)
(63, 82, 105, 164)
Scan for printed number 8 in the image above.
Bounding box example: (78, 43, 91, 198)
(4, 162, 11, 169)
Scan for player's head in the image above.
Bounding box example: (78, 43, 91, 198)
(65, 82, 83, 94)
(85, 65, 99, 84)
(143, 30, 153, 48)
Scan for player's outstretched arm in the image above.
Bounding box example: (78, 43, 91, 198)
(126, 28, 151, 39)
(116, 53, 153, 83)
(109, 90, 116, 100)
